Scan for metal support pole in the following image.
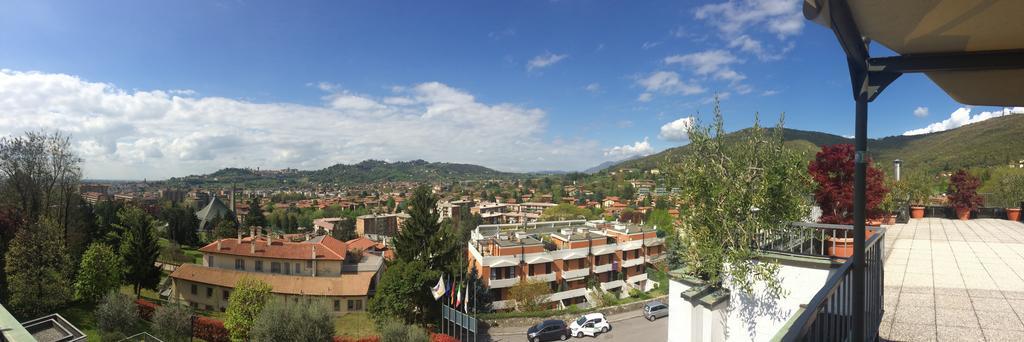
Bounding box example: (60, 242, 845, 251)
(853, 90, 868, 342)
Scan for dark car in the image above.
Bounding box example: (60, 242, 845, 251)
(526, 319, 569, 342)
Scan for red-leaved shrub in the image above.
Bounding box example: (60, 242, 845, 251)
(135, 299, 157, 321)
(332, 336, 381, 342)
(808, 144, 889, 224)
(430, 333, 459, 342)
(194, 316, 230, 342)
(948, 169, 983, 210)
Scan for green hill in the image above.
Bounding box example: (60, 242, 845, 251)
(608, 114, 1024, 174)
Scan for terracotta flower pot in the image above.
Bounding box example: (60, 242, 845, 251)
(1008, 208, 1021, 222)
(910, 206, 925, 219)
(827, 230, 875, 258)
(866, 218, 882, 226)
(956, 207, 971, 220)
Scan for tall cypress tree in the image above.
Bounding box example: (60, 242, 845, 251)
(244, 197, 267, 228)
(391, 186, 459, 272)
(117, 206, 161, 297)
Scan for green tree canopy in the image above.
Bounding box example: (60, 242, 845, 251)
(225, 277, 273, 342)
(670, 101, 810, 296)
(539, 203, 594, 221)
(391, 186, 460, 273)
(249, 299, 335, 342)
(152, 304, 193, 342)
(94, 291, 140, 337)
(74, 242, 123, 303)
(117, 206, 161, 297)
(4, 217, 73, 318)
(243, 197, 267, 228)
(367, 259, 439, 328)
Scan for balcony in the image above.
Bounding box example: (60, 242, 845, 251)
(548, 287, 587, 302)
(527, 272, 556, 283)
(626, 272, 647, 284)
(621, 257, 645, 268)
(488, 277, 519, 289)
(599, 280, 624, 292)
(593, 263, 613, 273)
(561, 268, 589, 280)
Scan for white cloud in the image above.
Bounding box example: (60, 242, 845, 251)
(584, 83, 601, 93)
(636, 71, 705, 100)
(903, 107, 1024, 135)
(642, 41, 662, 50)
(0, 69, 603, 179)
(664, 50, 739, 76)
(604, 137, 654, 158)
(913, 106, 929, 118)
(694, 0, 804, 60)
(761, 89, 780, 96)
(670, 26, 688, 38)
(527, 52, 568, 71)
(637, 93, 654, 102)
(659, 117, 696, 141)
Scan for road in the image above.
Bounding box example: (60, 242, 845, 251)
(482, 314, 668, 342)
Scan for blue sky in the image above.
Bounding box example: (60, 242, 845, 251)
(0, 0, 1017, 179)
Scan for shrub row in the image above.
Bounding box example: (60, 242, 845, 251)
(135, 299, 157, 321)
(193, 316, 230, 342)
(331, 333, 456, 342)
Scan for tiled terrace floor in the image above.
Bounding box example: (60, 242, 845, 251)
(881, 218, 1024, 341)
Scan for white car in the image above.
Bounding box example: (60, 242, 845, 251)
(568, 313, 611, 338)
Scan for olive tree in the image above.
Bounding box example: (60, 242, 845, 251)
(669, 100, 811, 297)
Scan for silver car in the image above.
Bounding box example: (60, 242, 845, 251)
(643, 301, 668, 321)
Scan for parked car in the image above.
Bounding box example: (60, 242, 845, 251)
(643, 300, 669, 321)
(527, 319, 569, 342)
(568, 313, 611, 338)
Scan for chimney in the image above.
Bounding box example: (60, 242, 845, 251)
(251, 238, 256, 253)
(311, 245, 316, 259)
(894, 159, 903, 181)
(217, 240, 222, 251)
(267, 228, 273, 246)
(237, 229, 242, 243)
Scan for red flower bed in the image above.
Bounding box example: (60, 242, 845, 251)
(194, 316, 230, 342)
(430, 333, 459, 342)
(135, 299, 157, 321)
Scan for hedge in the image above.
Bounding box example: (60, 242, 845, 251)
(194, 316, 230, 342)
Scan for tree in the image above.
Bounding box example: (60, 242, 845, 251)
(808, 144, 889, 223)
(670, 101, 810, 296)
(0, 206, 23, 304)
(94, 291, 139, 337)
(161, 204, 200, 246)
(4, 217, 73, 318)
(647, 209, 673, 235)
(468, 266, 494, 313)
(75, 242, 123, 303)
(152, 304, 193, 342)
(948, 169, 984, 210)
(244, 197, 267, 228)
(331, 218, 357, 241)
(225, 277, 273, 342)
(508, 279, 553, 312)
(213, 217, 239, 239)
(539, 203, 593, 221)
(249, 300, 334, 342)
(391, 186, 459, 273)
(93, 200, 125, 248)
(117, 206, 161, 297)
(368, 259, 439, 327)
(0, 131, 82, 227)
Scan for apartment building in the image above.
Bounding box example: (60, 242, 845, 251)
(355, 213, 410, 237)
(168, 230, 382, 316)
(466, 220, 664, 311)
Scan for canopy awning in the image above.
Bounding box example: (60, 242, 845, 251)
(804, 0, 1024, 106)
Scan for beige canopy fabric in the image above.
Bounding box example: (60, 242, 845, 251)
(804, 0, 1024, 106)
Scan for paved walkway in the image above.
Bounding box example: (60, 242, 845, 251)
(881, 218, 1024, 341)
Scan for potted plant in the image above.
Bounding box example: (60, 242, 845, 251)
(992, 173, 1024, 221)
(947, 169, 983, 220)
(906, 171, 932, 219)
(879, 190, 898, 225)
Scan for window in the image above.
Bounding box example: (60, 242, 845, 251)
(190, 284, 197, 295)
(208, 255, 214, 266)
(579, 259, 585, 269)
(255, 260, 263, 272)
(307, 260, 313, 268)
(223, 290, 230, 300)
(235, 259, 245, 270)
(348, 299, 363, 311)
(206, 287, 213, 297)
(284, 263, 291, 275)
(355, 300, 362, 310)
(334, 300, 341, 311)
(545, 262, 551, 274)
(528, 264, 535, 276)
(635, 265, 642, 273)
(490, 268, 497, 279)
(294, 263, 300, 274)
(271, 262, 281, 273)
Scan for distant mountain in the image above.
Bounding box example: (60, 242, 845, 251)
(166, 159, 524, 187)
(606, 114, 1024, 174)
(583, 156, 640, 174)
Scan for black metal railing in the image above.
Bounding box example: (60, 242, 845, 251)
(780, 228, 885, 341)
(754, 222, 882, 258)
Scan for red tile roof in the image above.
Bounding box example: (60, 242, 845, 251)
(199, 235, 346, 261)
(170, 263, 373, 296)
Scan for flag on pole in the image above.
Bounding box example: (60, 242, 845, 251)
(463, 281, 470, 311)
(454, 282, 462, 308)
(431, 275, 446, 300)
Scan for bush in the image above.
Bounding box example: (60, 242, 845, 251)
(95, 291, 139, 336)
(380, 321, 429, 342)
(508, 279, 553, 312)
(74, 242, 123, 303)
(949, 170, 983, 210)
(136, 299, 158, 321)
(333, 337, 380, 342)
(250, 300, 334, 342)
(628, 288, 649, 299)
(194, 316, 231, 342)
(152, 304, 193, 342)
(159, 242, 195, 265)
(430, 333, 458, 342)
(224, 277, 273, 341)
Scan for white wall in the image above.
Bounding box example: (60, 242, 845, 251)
(666, 261, 832, 342)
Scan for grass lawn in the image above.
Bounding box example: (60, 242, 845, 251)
(59, 300, 152, 342)
(158, 238, 204, 264)
(334, 312, 378, 338)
